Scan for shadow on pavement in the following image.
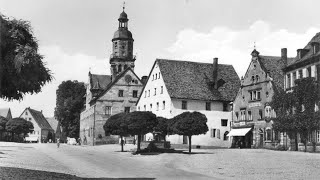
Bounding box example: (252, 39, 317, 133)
(0, 167, 155, 180)
(135, 149, 214, 155)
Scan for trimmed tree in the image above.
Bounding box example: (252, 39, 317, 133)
(154, 117, 169, 141)
(54, 80, 86, 139)
(126, 111, 158, 151)
(172, 111, 209, 153)
(0, 116, 8, 140)
(0, 14, 52, 100)
(6, 118, 33, 142)
(103, 113, 128, 152)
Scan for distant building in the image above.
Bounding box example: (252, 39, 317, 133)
(282, 32, 320, 151)
(136, 58, 240, 147)
(46, 117, 62, 142)
(0, 108, 12, 141)
(80, 8, 144, 146)
(0, 108, 12, 120)
(20, 108, 54, 143)
(231, 49, 291, 148)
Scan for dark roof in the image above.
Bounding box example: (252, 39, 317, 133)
(113, 28, 133, 40)
(28, 108, 53, 130)
(258, 55, 287, 89)
(90, 67, 143, 104)
(90, 73, 112, 91)
(287, 32, 320, 67)
(157, 59, 240, 102)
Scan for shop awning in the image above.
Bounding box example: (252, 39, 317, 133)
(227, 128, 251, 136)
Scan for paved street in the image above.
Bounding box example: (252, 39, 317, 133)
(1, 142, 320, 179)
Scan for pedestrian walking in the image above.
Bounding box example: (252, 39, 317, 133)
(57, 138, 60, 148)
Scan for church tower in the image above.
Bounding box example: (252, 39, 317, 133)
(110, 5, 135, 79)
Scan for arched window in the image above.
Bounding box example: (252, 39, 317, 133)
(224, 131, 229, 141)
(266, 128, 272, 141)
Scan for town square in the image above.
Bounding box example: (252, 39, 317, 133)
(0, 0, 320, 179)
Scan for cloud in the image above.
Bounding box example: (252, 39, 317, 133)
(167, 20, 320, 77)
(0, 46, 108, 117)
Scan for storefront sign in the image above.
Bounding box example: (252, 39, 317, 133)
(249, 102, 262, 108)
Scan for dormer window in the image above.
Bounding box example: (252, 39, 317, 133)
(311, 42, 320, 55)
(297, 49, 308, 59)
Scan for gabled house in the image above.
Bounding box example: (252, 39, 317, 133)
(231, 48, 294, 148)
(20, 107, 54, 143)
(136, 58, 240, 147)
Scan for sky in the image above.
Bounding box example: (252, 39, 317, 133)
(0, 0, 320, 118)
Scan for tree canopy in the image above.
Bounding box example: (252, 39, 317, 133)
(103, 113, 128, 152)
(54, 80, 86, 138)
(6, 118, 33, 136)
(271, 77, 320, 151)
(154, 117, 169, 141)
(0, 116, 8, 131)
(172, 111, 208, 153)
(126, 111, 157, 151)
(0, 14, 52, 100)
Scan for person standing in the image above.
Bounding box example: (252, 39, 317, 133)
(57, 138, 60, 148)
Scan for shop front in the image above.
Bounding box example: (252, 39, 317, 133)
(228, 127, 253, 148)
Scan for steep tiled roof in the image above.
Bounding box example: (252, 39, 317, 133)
(46, 117, 59, 133)
(157, 59, 240, 102)
(287, 32, 320, 67)
(259, 55, 286, 89)
(28, 108, 53, 130)
(90, 73, 112, 90)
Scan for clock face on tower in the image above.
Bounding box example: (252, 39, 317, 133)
(125, 75, 132, 83)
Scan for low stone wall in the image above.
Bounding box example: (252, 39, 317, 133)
(298, 143, 320, 152)
(140, 141, 171, 150)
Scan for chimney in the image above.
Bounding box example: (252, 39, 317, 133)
(141, 76, 148, 85)
(281, 48, 287, 65)
(213, 58, 218, 89)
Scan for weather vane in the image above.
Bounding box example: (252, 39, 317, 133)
(254, 42, 256, 50)
(123, 1, 125, 11)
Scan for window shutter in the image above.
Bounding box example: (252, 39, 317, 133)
(217, 129, 220, 139)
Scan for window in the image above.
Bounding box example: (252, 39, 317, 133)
(266, 129, 272, 141)
(256, 75, 259, 82)
(299, 69, 303, 79)
(154, 88, 157, 96)
(118, 65, 122, 73)
(217, 129, 220, 139)
(150, 104, 152, 110)
(144, 105, 146, 111)
(133, 90, 138, 98)
(163, 101, 165, 110)
(211, 128, 216, 138)
(224, 131, 229, 141)
(293, 72, 296, 86)
(160, 86, 163, 94)
(148, 90, 150, 97)
(152, 75, 154, 80)
(114, 42, 118, 48)
(250, 90, 261, 101)
(105, 106, 112, 115)
(25, 111, 28, 115)
(155, 74, 157, 79)
(287, 74, 291, 89)
(223, 103, 228, 111)
(235, 112, 239, 120)
(251, 76, 255, 83)
(240, 110, 246, 120)
(307, 66, 312, 77)
(259, 109, 263, 119)
(248, 111, 252, 120)
(158, 72, 160, 79)
(138, 106, 140, 111)
(182, 101, 187, 110)
(221, 119, 228, 126)
(265, 106, 272, 118)
(124, 107, 130, 113)
(118, 90, 124, 97)
(156, 102, 159, 111)
(144, 91, 147, 98)
(29, 118, 31, 121)
(317, 131, 320, 142)
(206, 102, 211, 111)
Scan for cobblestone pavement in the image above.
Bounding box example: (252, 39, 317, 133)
(1, 142, 320, 179)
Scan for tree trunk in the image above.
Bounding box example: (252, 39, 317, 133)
(120, 135, 124, 152)
(163, 135, 166, 142)
(294, 132, 298, 151)
(137, 134, 141, 151)
(11, 132, 14, 142)
(188, 135, 192, 153)
(0, 15, 3, 97)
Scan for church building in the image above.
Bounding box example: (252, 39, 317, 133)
(80, 7, 144, 146)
